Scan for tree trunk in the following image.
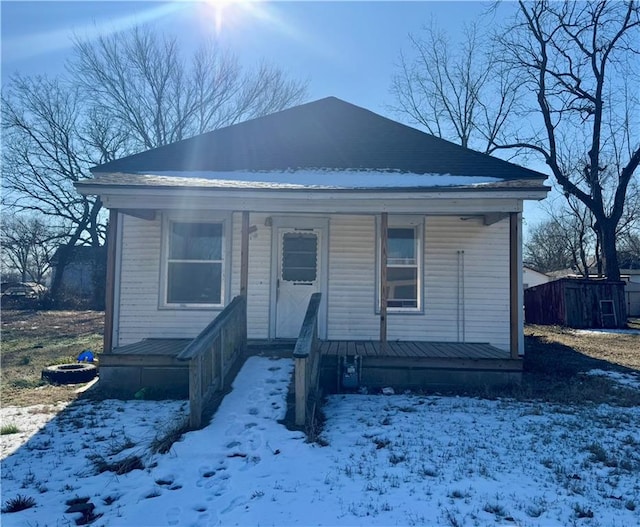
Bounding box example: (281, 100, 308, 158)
(600, 221, 620, 282)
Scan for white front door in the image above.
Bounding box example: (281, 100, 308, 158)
(275, 228, 322, 338)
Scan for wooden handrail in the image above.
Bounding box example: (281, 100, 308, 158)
(178, 295, 247, 429)
(293, 293, 322, 358)
(177, 295, 246, 361)
(294, 293, 322, 427)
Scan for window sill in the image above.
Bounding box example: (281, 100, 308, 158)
(159, 304, 225, 311)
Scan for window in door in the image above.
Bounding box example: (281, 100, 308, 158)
(281, 232, 318, 283)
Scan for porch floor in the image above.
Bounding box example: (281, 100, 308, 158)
(109, 338, 513, 362)
(320, 340, 510, 360)
(111, 338, 192, 356)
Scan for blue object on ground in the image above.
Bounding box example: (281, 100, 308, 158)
(77, 350, 95, 363)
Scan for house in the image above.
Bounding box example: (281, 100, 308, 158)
(523, 266, 551, 290)
(76, 97, 549, 398)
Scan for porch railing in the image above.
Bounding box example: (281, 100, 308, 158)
(177, 295, 247, 428)
(293, 293, 322, 428)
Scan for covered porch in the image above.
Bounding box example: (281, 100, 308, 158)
(101, 336, 521, 394)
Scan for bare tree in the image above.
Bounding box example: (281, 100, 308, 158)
(2, 76, 106, 300)
(70, 27, 308, 149)
(524, 218, 575, 273)
(495, 1, 640, 281)
(0, 215, 60, 284)
(390, 20, 519, 153)
(539, 196, 596, 276)
(2, 26, 307, 304)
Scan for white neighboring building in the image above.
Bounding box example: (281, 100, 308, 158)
(523, 266, 551, 290)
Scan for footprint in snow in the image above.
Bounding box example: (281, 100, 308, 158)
(225, 421, 246, 437)
(238, 455, 261, 472)
(247, 390, 263, 403)
(220, 496, 247, 514)
(166, 507, 181, 526)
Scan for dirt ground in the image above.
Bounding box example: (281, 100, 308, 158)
(525, 319, 640, 371)
(1, 310, 104, 406)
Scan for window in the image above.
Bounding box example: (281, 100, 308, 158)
(378, 219, 423, 312)
(281, 232, 318, 283)
(165, 221, 224, 306)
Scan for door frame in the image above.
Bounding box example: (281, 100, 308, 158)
(269, 216, 329, 340)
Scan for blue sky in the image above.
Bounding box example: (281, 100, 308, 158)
(1, 1, 550, 227)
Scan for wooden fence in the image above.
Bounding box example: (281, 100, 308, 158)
(177, 295, 247, 428)
(293, 293, 322, 428)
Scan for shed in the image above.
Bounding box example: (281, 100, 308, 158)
(524, 278, 627, 328)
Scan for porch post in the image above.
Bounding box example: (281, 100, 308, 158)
(509, 212, 522, 359)
(240, 211, 250, 297)
(104, 209, 118, 353)
(380, 212, 388, 347)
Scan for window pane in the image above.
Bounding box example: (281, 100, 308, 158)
(388, 228, 416, 264)
(282, 233, 317, 282)
(168, 262, 222, 304)
(170, 223, 222, 260)
(387, 267, 417, 308)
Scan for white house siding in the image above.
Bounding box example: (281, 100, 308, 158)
(116, 212, 511, 351)
(327, 215, 378, 339)
(424, 217, 510, 351)
(116, 214, 231, 345)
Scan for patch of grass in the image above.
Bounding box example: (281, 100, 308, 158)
(0, 424, 20, 435)
(10, 379, 45, 390)
(483, 502, 506, 516)
(103, 495, 119, 506)
(1, 494, 36, 513)
(525, 504, 545, 518)
(446, 325, 640, 407)
(89, 454, 144, 475)
(573, 503, 594, 518)
(1, 309, 104, 407)
(373, 438, 391, 449)
(586, 442, 609, 464)
(150, 419, 191, 455)
(448, 489, 467, 499)
(388, 453, 406, 465)
(443, 509, 463, 527)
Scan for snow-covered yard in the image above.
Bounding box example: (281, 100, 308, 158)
(2, 357, 640, 526)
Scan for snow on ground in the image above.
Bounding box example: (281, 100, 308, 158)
(586, 369, 640, 390)
(2, 356, 640, 526)
(1, 402, 70, 459)
(571, 328, 640, 336)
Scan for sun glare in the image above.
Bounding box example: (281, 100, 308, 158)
(203, 0, 257, 35)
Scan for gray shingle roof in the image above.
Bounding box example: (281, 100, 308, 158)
(91, 97, 547, 182)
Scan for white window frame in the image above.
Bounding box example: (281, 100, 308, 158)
(376, 215, 424, 314)
(159, 213, 230, 309)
